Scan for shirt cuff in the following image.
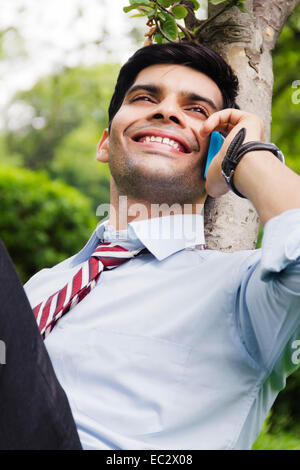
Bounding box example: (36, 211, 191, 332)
(260, 208, 300, 281)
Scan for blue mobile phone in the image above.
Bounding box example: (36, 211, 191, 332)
(204, 131, 225, 178)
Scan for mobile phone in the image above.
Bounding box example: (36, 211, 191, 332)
(204, 131, 225, 178)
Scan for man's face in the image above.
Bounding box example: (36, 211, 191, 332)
(104, 64, 223, 205)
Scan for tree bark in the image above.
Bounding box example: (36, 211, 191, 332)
(183, 0, 300, 251)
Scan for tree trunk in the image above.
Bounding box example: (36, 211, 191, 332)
(184, 0, 299, 251)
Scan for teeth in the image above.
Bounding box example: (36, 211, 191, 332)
(140, 135, 183, 151)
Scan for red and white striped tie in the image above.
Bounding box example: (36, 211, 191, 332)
(33, 242, 146, 339)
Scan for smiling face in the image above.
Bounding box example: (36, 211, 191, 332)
(98, 64, 223, 205)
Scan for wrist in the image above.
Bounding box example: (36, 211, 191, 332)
(221, 128, 285, 199)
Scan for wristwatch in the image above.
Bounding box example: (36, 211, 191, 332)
(221, 127, 285, 198)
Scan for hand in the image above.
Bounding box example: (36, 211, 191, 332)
(200, 109, 265, 198)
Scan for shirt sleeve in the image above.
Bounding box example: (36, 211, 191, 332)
(235, 208, 300, 378)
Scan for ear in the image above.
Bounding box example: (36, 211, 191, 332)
(96, 128, 109, 163)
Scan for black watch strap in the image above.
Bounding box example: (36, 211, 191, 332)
(221, 128, 285, 198)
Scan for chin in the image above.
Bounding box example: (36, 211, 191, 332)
(109, 149, 205, 204)
(113, 170, 204, 206)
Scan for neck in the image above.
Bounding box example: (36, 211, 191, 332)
(108, 179, 207, 231)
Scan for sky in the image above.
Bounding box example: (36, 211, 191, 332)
(0, 0, 143, 114)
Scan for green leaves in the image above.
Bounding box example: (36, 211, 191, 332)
(190, 0, 200, 10)
(171, 5, 188, 19)
(123, 0, 251, 44)
(209, 0, 249, 13)
(158, 0, 174, 7)
(161, 13, 178, 39)
(123, 0, 182, 42)
(129, 0, 151, 5)
(209, 0, 227, 5)
(0, 165, 97, 282)
(123, 5, 139, 13)
(235, 0, 249, 13)
(154, 32, 169, 43)
(123, 0, 152, 14)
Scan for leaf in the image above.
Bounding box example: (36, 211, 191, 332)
(158, 12, 167, 21)
(171, 5, 188, 19)
(190, 0, 200, 9)
(124, 1, 152, 13)
(237, 4, 249, 13)
(146, 8, 156, 17)
(236, 0, 250, 14)
(129, 0, 151, 5)
(130, 13, 147, 17)
(154, 32, 163, 43)
(209, 0, 228, 5)
(161, 13, 178, 40)
(158, 0, 173, 7)
(123, 5, 138, 13)
(154, 32, 169, 44)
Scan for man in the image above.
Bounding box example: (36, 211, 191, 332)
(1, 42, 300, 450)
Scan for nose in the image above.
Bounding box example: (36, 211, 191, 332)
(152, 113, 181, 125)
(148, 97, 186, 127)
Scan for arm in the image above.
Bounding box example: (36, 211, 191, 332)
(201, 109, 300, 226)
(234, 209, 300, 373)
(202, 111, 300, 371)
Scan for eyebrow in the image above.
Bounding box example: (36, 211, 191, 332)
(126, 84, 219, 111)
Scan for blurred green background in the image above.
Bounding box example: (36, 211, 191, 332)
(0, 2, 299, 450)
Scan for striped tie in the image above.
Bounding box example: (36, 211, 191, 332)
(33, 242, 146, 339)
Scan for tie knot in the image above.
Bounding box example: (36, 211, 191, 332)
(91, 242, 147, 269)
(92, 242, 128, 255)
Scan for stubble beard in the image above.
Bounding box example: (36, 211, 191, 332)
(108, 147, 206, 206)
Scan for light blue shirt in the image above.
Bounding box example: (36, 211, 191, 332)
(24, 209, 300, 450)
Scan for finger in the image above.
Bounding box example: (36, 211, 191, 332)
(213, 122, 235, 135)
(201, 122, 235, 138)
(200, 109, 245, 136)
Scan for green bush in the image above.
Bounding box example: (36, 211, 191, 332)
(49, 120, 110, 212)
(0, 165, 97, 283)
(253, 413, 300, 450)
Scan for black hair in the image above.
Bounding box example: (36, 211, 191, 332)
(108, 42, 239, 128)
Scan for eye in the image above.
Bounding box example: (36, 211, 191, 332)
(131, 95, 154, 103)
(187, 106, 209, 118)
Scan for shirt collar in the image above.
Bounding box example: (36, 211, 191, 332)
(71, 212, 205, 265)
(127, 213, 205, 260)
